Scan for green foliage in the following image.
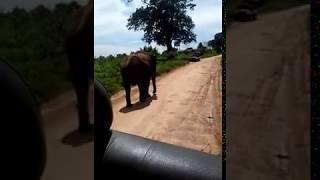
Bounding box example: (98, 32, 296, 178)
(94, 50, 194, 95)
(140, 46, 159, 55)
(197, 42, 204, 49)
(94, 57, 122, 96)
(208, 32, 223, 54)
(197, 42, 207, 55)
(127, 0, 197, 51)
(162, 48, 178, 59)
(156, 59, 187, 76)
(0, 2, 81, 103)
(207, 39, 215, 49)
(200, 49, 217, 58)
(94, 47, 218, 95)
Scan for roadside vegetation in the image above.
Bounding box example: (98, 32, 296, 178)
(94, 44, 220, 96)
(0, 2, 81, 104)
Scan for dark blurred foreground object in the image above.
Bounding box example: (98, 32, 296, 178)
(101, 131, 222, 180)
(94, 80, 222, 180)
(94, 79, 113, 159)
(0, 60, 46, 180)
(65, 0, 93, 133)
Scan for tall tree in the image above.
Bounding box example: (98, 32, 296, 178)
(127, 0, 197, 51)
(207, 39, 215, 49)
(197, 42, 204, 49)
(214, 32, 223, 53)
(207, 32, 222, 54)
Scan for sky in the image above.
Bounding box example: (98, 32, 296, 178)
(94, 0, 222, 56)
(0, 0, 221, 57)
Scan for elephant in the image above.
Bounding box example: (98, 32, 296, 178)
(121, 52, 157, 107)
(65, 0, 93, 133)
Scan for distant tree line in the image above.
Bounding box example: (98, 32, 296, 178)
(208, 32, 223, 54)
(0, 2, 82, 103)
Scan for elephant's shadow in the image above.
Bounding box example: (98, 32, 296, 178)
(119, 94, 157, 113)
(61, 124, 93, 147)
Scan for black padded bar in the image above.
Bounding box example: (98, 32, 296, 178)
(0, 60, 46, 179)
(101, 130, 222, 180)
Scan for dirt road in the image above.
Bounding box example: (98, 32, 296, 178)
(227, 5, 310, 180)
(40, 88, 94, 180)
(111, 56, 222, 155)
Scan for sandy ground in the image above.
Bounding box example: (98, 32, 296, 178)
(40, 86, 94, 180)
(227, 5, 310, 180)
(111, 56, 222, 154)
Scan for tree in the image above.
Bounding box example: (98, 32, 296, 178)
(127, 0, 197, 51)
(106, 55, 115, 60)
(207, 39, 215, 49)
(208, 32, 223, 54)
(197, 42, 204, 49)
(140, 45, 159, 55)
(197, 42, 207, 55)
(214, 32, 223, 53)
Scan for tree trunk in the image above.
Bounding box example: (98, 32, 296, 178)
(166, 41, 173, 51)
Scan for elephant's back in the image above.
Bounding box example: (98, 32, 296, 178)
(134, 53, 152, 66)
(122, 53, 152, 68)
(121, 54, 152, 85)
(65, 1, 93, 76)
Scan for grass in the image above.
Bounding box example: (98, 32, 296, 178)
(156, 58, 188, 76)
(201, 51, 219, 59)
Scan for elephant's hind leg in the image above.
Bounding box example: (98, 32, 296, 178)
(145, 79, 151, 98)
(74, 79, 91, 132)
(138, 83, 146, 102)
(152, 73, 156, 94)
(140, 79, 151, 103)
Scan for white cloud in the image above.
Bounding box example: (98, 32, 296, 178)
(94, 0, 222, 56)
(95, 44, 134, 56)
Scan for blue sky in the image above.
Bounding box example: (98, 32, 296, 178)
(94, 0, 222, 56)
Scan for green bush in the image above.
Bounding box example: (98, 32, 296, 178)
(94, 47, 219, 95)
(200, 49, 218, 58)
(94, 58, 122, 95)
(0, 3, 79, 103)
(94, 52, 190, 95)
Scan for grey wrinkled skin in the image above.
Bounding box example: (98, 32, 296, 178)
(121, 52, 157, 107)
(65, 0, 93, 132)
